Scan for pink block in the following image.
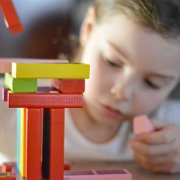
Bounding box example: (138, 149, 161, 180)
(64, 169, 131, 180)
(133, 115, 154, 135)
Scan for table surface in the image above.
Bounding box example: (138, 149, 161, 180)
(71, 161, 180, 180)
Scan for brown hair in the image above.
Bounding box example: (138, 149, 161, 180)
(74, 0, 180, 98)
(70, 0, 180, 62)
(94, 0, 180, 38)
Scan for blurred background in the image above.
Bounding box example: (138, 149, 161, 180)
(0, 0, 93, 59)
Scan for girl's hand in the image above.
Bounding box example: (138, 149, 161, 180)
(131, 122, 180, 173)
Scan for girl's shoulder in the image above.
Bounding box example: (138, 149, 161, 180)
(153, 99, 180, 125)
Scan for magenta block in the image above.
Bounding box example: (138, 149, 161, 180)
(64, 169, 131, 180)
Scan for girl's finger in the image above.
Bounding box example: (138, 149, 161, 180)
(134, 151, 176, 164)
(134, 152, 175, 173)
(131, 139, 174, 155)
(136, 125, 178, 145)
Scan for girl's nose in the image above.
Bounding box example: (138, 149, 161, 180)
(110, 68, 139, 101)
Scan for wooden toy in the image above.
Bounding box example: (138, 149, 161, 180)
(11, 62, 90, 79)
(8, 91, 83, 108)
(51, 79, 85, 93)
(64, 169, 131, 180)
(1, 60, 131, 180)
(0, 59, 68, 73)
(0, 172, 15, 180)
(0, 0, 23, 33)
(1, 162, 16, 173)
(133, 115, 154, 135)
(5, 73, 37, 93)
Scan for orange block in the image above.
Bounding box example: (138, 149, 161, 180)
(0, 172, 15, 180)
(8, 92, 83, 108)
(49, 108, 65, 180)
(25, 108, 43, 180)
(64, 163, 71, 170)
(51, 79, 85, 93)
(0, 0, 23, 33)
(1, 162, 16, 173)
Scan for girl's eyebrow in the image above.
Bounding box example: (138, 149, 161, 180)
(107, 40, 129, 60)
(151, 73, 175, 80)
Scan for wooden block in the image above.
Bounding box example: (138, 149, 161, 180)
(42, 109, 50, 179)
(5, 73, 37, 92)
(64, 163, 71, 170)
(0, 59, 68, 73)
(49, 108, 64, 180)
(1, 86, 8, 101)
(8, 92, 83, 108)
(19, 108, 27, 178)
(64, 169, 132, 180)
(51, 79, 85, 93)
(16, 108, 21, 175)
(0, 172, 16, 180)
(11, 62, 90, 79)
(25, 108, 43, 180)
(133, 115, 154, 135)
(1, 162, 16, 173)
(0, 0, 23, 33)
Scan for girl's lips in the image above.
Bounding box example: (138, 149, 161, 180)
(101, 105, 124, 120)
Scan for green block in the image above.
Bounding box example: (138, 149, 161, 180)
(5, 73, 37, 92)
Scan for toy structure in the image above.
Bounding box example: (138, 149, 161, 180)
(2, 60, 89, 180)
(0, 1, 132, 180)
(1, 60, 132, 180)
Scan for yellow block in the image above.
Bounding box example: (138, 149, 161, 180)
(11, 62, 90, 79)
(20, 108, 26, 177)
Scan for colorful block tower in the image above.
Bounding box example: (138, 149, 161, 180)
(2, 60, 89, 180)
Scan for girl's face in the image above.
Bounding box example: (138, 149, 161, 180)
(80, 12, 180, 127)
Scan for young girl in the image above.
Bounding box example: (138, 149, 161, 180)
(64, 0, 180, 173)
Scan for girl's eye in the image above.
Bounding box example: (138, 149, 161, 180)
(144, 79, 161, 90)
(105, 58, 119, 67)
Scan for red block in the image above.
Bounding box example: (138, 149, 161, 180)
(25, 108, 43, 180)
(0, 172, 15, 180)
(51, 79, 85, 93)
(8, 92, 83, 108)
(0, 0, 23, 33)
(1, 162, 16, 173)
(49, 108, 65, 180)
(64, 163, 71, 170)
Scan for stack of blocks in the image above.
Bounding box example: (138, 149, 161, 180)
(1, 59, 132, 180)
(3, 60, 89, 180)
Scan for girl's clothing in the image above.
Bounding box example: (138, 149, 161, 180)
(65, 100, 180, 162)
(65, 109, 134, 162)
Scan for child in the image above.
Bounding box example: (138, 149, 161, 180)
(64, 0, 180, 174)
